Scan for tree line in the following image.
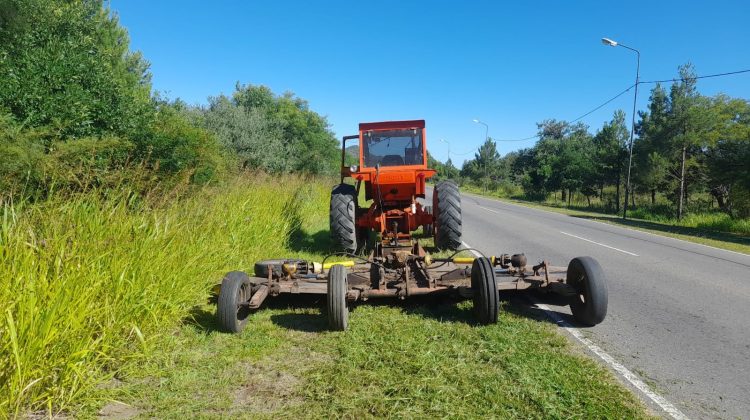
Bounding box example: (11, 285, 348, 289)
(442, 64, 750, 219)
(0, 0, 340, 200)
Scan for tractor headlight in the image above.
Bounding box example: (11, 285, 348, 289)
(349, 165, 359, 172)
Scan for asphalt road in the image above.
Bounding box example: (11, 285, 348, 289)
(425, 188, 750, 419)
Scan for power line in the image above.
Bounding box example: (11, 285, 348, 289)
(639, 68, 750, 85)
(569, 84, 635, 123)
(485, 67, 750, 143)
(490, 84, 636, 142)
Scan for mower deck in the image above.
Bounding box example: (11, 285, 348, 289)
(242, 260, 571, 304)
(214, 244, 608, 333)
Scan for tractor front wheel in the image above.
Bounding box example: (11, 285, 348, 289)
(330, 184, 358, 253)
(566, 256, 608, 326)
(471, 257, 499, 324)
(217, 271, 253, 333)
(327, 264, 349, 331)
(433, 180, 462, 250)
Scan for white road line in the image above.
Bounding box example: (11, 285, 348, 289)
(464, 190, 749, 259)
(534, 302, 689, 420)
(460, 241, 688, 420)
(477, 204, 500, 214)
(559, 231, 639, 256)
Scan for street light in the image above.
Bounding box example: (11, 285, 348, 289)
(473, 119, 490, 192)
(602, 37, 640, 220)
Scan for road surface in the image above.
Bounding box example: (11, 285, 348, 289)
(426, 188, 750, 419)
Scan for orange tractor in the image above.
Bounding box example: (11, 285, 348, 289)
(331, 119, 461, 253)
(214, 120, 609, 333)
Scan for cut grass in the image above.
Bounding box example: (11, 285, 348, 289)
(102, 299, 652, 419)
(3, 175, 653, 418)
(461, 188, 750, 255)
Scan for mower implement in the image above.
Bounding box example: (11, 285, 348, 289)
(215, 246, 609, 332)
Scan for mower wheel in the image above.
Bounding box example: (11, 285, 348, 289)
(433, 180, 462, 250)
(254, 258, 305, 278)
(566, 256, 608, 326)
(471, 257, 499, 324)
(327, 264, 349, 331)
(330, 184, 358, 253)
(423, 205, 433, 236)
(217, 271, 253, 333)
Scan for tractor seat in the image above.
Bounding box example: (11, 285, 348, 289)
(381, 155, 405, 166)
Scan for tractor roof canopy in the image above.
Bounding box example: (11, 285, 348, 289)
(359, 120, 426, 168)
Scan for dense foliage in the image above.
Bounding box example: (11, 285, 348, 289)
(190, 84, 340, 175)
(454, 64, 750, 220)
(0, 0, 339, 200)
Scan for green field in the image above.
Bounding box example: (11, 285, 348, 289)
(1, 176, 651, 418)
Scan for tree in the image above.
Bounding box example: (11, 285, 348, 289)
(474, 137, 501, 188)
(593, 110, 628, 210)
(230, 84, 340, 174)
(0, 0, 154, 139)
(634, 84, 671, 205)
(203, 95, 290, 173)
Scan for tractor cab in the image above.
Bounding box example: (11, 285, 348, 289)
(362, 127, 425, 167)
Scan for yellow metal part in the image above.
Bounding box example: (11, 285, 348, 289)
(452, 257, 475, 264)
(322, 260, 355, 269)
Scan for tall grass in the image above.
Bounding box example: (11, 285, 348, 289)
(0, 174, 329, 416)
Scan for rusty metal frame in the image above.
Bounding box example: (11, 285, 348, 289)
(232, 248, 575, 311)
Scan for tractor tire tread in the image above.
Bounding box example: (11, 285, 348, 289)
(434, 180, 462, 250)
(472, 257, 499, 324)
(330, 184, 358, 253)
(327, 264, 349, 331)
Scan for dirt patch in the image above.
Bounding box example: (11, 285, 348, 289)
(233, 363, 302, 413)
(98, 401, 140, 419)
(231, 344, 331, 414)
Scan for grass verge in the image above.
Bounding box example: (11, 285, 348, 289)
(2, 175, 653, 418)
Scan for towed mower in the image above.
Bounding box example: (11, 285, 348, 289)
(214, 120, 608, 332)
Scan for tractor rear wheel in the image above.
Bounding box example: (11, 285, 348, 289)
(566, 256, 608, 326)
(330, 184, 358, 253)
(327, 264, 349, 331)
(433, 180, 462, 250)
(423, 205, 433, 236)
(217, 271, 253, 333)
(471, 257, 499, 324)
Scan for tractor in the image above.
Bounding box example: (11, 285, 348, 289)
(331, 119, 461, 253)
(214, 120, 609, 333)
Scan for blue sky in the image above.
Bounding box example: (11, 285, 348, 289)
(111, 0, 750, 164)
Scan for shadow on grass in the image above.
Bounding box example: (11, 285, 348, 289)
(359, 295, 477, 325)
(189, 291, 592, 335)
(185, 306, 221, 334)
(289, 227, 332, 254)
(267, 294, 327, 332)
(571, 214, 750, 248)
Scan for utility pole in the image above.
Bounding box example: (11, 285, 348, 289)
(602, 37, 640, 220)
(473, 119, 490, 193)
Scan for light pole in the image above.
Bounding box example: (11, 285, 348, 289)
(602, 37, 640, 220)
(473, 119, 489, 192)
(439, 138, 451, 160)
(439, 138, 451, 179)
